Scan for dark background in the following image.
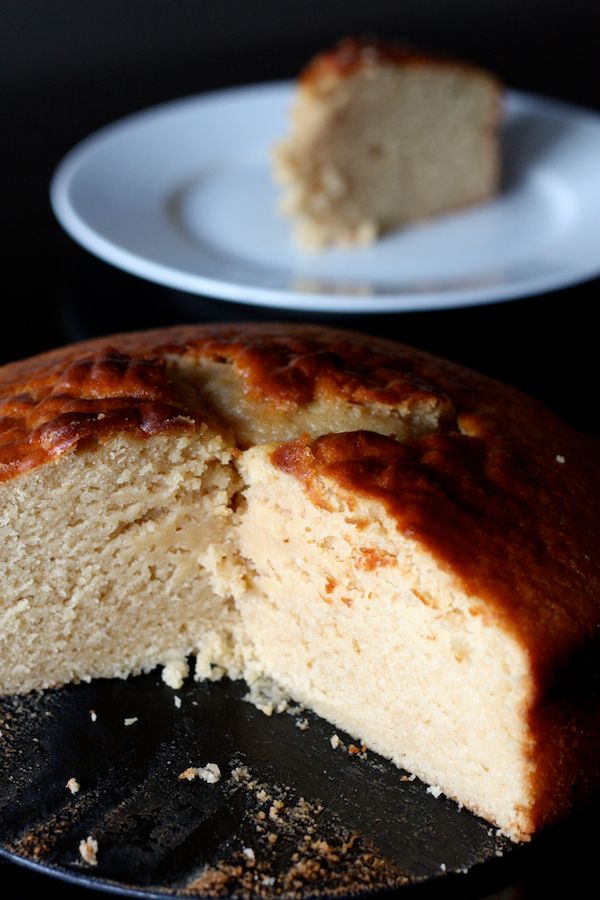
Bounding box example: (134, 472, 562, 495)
(2, 1, 599, 897)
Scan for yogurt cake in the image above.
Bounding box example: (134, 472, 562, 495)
(1, 323, 598, 842)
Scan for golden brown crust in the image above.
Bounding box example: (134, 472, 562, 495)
(0, 346, 198, 481)
(299, 36, 501, 91)
(0, 321, 455, 483)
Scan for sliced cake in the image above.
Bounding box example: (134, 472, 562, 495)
(1, 323, 598, 841)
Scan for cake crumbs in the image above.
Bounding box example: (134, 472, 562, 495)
(161, 657, 189, 690)
(269, 799, 285, 820)
(179, 760, 408, 897)
(556, 454, 566, 464)
(89, 710, 97, 722)
(78, 836, 98, 866)
(348, 742, 368, 759)
(426, 784, 442, 798)
(231, 765, 257, 789)
(244, 678, 291, 716)
(242, 847, 256, 864)
(174, 695, 182, 709)
(124, 717, 138, 726)
(66, 777, 80, 795)
(295, 718, 309, 731)
(440, 862, 447, 872)
(179, 763, 221, 784)
(330, 734, 340, 749)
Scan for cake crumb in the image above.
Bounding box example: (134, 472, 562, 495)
(179, 762, 221, 784)
(269, 799, 285, 820)
(440, 862, 447, 872)
(330, 734, 340, 749)
(295, 717, 309, 731)
(201, 763, 221, 785)
(124, 717, 138, 726)
(78, 836, 98, 866)
(66, 777, 80, 794)
(556, 454, 565, 464)
(244, 677, 290, 716)
(348, 742, 368, 759)
(161, 657, 189, 690)
(174, 695, 182, 709)
(242, 847, 255, 864)
(89, 710, 97, 722)
(426, 784, 442, 798)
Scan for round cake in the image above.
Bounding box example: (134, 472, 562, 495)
(1, 322, 598, 841)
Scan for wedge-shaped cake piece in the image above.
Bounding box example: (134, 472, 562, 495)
(273, 37, 502, 247)
(0, 323, 598, 842)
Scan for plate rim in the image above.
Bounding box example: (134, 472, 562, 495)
(50, 81, 600, 314)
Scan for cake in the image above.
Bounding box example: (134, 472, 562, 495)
(273, 37, 502, 247)
(1, 323, 599, 842)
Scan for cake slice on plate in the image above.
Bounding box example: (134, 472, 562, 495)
(273, 37, 502, 247)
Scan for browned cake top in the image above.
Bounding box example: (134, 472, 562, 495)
(1, 322, 598, 682)
(299, 36, 497, 88)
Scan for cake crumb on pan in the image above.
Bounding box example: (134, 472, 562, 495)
(179, 763, 221, 784)
(162, 657, 189, 690)
(78, 836, 98, 866)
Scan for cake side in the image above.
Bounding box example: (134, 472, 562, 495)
(236, 444, 535, 840)
(267, 429, 600, 838)
(273, 37, 502, 247)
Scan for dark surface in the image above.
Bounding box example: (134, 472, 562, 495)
(0, 673, 515, 898)
(2, 1, 600, 897)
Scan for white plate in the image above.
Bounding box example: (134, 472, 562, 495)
(51, 82, 600, 313)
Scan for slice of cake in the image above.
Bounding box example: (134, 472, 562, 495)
(1, 323, 599, 842)
(273, 37, 502, 247)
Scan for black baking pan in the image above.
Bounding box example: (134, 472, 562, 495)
(0, 668, 529, 898)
